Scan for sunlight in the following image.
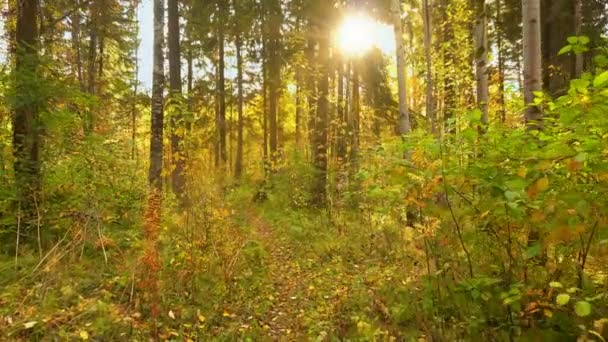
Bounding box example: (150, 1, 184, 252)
(335, 13, 383, 57)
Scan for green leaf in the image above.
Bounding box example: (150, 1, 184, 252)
(567, 36, 578, 44)
(575, 301, 592, 317)
(556, 294, 570, 305)
(558, 45, 573, 56)
(525, 243, 542, 260)
(594, 71, 608, 88)
(579, 36, 590, 45)
(549, 281, 563, 288)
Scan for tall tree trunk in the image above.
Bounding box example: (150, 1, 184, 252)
(168, 0, 185, 198)
(235, 30, 244, 179)
(522, 0, 543, 130)
(497, 0, 506, 123)
(217, 8, 227, 166)
(86, 3, 98, 134)
(267, 0, 281, 162)
(573, 0, 583, 78)
(306, 35, 317, 160)
(262, 37, 269, 165)
(313, 19, 330, 207)
(71, 5, 84, 90)
(441, 0, 456, 134)
(349, 61, 360, 170)
(149, 0, 165, 191)
(474, 0, 489, 126)
(392, 0, 411, 134)
(422, 0, 435, 133)
(336, 58, 347, 161)
(13, 0, 40, 239)
(295, 69, 303, 148)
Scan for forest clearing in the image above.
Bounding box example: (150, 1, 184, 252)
(1, 0, 608, 340)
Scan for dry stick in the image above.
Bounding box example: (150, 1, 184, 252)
(34, 195, 42, 259)
(578, 221, 599, 288)
(15, 202, 21, 269)
(96, 213, 108, 264)
(439, 143, 474, 278)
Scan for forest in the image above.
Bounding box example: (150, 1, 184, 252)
(1, 0, 608, 340)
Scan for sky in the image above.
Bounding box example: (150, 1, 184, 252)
(136, 0, 396, 90)
(0, 0, 395, 89)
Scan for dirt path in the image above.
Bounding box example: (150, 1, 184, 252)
(245, 208, 309, 340)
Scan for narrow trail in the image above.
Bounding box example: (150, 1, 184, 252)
(245, 208, 309, 340)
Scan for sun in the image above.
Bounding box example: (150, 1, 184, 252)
(335, 14, 378, 56)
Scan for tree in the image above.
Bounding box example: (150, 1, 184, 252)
(474, 0, 489, 126)
(13, 0, 41, 240)
(421, 0, 435, 133)
(391, 0, 411, 135)
(267, 0, 282, 163)
(234, 0, 245, 179)
(149, 0, 165, 190)
(522, 0, 542, 130)
(168, 0, 186, 198)
(312, 1, 330, 206)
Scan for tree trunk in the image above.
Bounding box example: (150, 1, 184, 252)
(267, 0, 281, 162)
(349, 61, 360, 170)
(497, 0, 506, 123)
(392, 0, 411, 135)
(217, 9, 227, 166)
(86, 5, 97, 134)
(336, 58, 347, 161)
(13, 0, 41, 238)
(168, 0, 185, 198)
(422, 0, 435, 133)
(522, 0, 543, 130)
(306, 35, 317, 161)
(474, 0, 489, 126)
(148, 0, 165, 191)
(313, 20, 329, 207)
(235, 31, 244, 179)
(573, 0, 583, 78)
(71, 5, 84, 90)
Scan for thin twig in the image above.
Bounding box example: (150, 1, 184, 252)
(15, 202, 21, 270)
(578, 221, 599, 288)
(96, 213, 108, 265)
(34, 195, 42, 259)
(439, 141, 474, 278)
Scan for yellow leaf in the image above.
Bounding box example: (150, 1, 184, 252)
(537, 176, 550, 192)
(517, 167, 528, 178)
(79, 331, 89, 340)
(198, 314, 206, 323)
(223, 310, 231, 317)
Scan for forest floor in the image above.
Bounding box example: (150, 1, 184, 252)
(0, 183, 425, 341)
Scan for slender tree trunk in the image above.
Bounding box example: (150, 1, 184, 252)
(149, 0, 165, 191)
(392, 0, 411, 134)
(217, 9, 227, 166)
(71, 5, 84, 89)
(422, 0, 435, 133)
(336, 57, 347, 161)
(295, 69, 303, 148)
(573, 0, 583, 78)
(441, 0, 456, 134)
(235, 31, 244, 179)
(349, 61, 360, 170)
(306, 35, 317, 161)
(131, 37, 139, 160)
(313, 19, 330, 207)
(267, 0, 281, 162)
(522, 0, 543, 130)
(262, 38, 269, 165)
(168, 0, 185, 198)
(497, 0, 506, 123)
(13, 0, 40, 239)
(474, 0, 489, 126)
(86, 3, 97, 134)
